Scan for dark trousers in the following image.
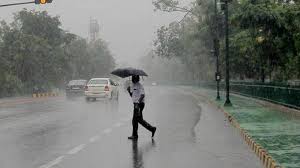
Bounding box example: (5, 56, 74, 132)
(132, 102, 154, 137)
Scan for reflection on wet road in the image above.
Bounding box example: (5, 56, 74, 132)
(131, 139, 156, 168)
(0, 86, 262, 168)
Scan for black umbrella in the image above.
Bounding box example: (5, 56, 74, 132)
(111, 67, 148, 78)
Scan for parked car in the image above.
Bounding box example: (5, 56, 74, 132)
(85, 78, 119, 101)
(66, 80, 87, 96)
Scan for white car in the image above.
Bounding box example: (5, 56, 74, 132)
(85, 78, 119, 101)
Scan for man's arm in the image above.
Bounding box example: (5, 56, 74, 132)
(138, 94, 145, 103)
(127, 87, 132, 97)
(138, 84, 145, 103)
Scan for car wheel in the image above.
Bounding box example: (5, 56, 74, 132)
(86, 97, 90, 101)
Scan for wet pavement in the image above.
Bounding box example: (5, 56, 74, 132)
(0, 86, 261, 168)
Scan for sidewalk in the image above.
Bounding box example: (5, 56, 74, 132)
(185, 87, 300, 168)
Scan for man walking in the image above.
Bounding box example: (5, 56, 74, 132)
(127, 75, 156, 140)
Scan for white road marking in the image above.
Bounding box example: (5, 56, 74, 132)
(113, 122, 122, 127)
(103, 128, 112, 134)
(67, 144, 86, 155)
(38, 156, 65, 168)
(89, 135, 100, 143)
(38, 122, 122, 168)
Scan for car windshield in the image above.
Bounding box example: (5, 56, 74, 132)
(88, 79, 108, 85)
(68, 80, 86, 85)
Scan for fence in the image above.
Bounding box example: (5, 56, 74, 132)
(200, 82, 300, 110)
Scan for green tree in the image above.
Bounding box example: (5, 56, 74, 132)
(0, 9, 115, 97)
(153, 0, 300, 83)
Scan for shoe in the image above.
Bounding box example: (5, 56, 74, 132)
(151, 127, 156, 138)
(128, 136, 138, 140)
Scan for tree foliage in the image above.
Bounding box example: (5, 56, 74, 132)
(153, 0, 300, 83)
(231, 0, 300, 81)
(153, 0, 215, 82)
(0, 9, 115, 97)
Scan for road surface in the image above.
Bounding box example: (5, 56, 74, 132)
(0, 86, 261, 168)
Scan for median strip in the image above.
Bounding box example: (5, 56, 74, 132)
(188, 87, 291, 168)
(32, 92, 59, 98)
(0, 96, 63, 107)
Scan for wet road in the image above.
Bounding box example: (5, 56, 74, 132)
(0, 86, 261, 168)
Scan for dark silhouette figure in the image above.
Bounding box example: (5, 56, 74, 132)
(127, 75, 156, 140)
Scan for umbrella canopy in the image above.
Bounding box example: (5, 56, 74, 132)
(111, 67, 148, 78)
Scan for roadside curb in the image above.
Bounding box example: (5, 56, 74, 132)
(32, 92, 59, 98)
(194, 91, 283, 168)
(222, 108, 282, 168)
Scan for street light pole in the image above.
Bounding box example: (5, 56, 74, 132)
(214, 0, 221, 101)
(224, 0, 232, 106)
(214, 40, 221, 100)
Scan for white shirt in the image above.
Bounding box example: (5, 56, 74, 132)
(130, 82, 145, 103)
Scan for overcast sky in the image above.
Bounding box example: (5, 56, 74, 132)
(0, 0, 191, 66)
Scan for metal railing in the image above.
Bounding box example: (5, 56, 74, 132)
(200, 82, 300, 110)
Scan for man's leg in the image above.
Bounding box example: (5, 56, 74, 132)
(129, 104, 139, 139)
(137, 103, 156, 135)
